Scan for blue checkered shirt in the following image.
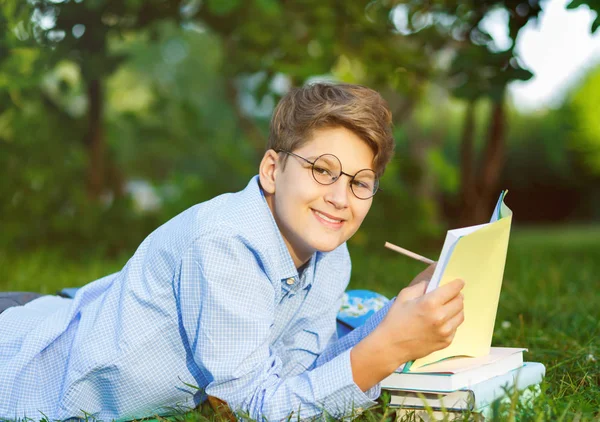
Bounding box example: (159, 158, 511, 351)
(0, 176, 392, 421)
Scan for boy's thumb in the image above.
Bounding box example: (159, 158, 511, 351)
(398, 280, 428, 302)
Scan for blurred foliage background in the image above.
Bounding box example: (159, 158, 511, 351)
(3, 2, 600, 418)
(1, 0, 600, 258)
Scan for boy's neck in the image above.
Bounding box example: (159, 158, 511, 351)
(297, 259, 310, 276)
(283, 237, 313, 269)
(264, 189, 314, 269)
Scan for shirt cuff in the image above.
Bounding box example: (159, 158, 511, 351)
(310, 348, 379, 418)
(346, 347, 381, 402)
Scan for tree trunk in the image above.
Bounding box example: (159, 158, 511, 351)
(474, 90, 507, 223)
(85, 79, 105, 199)
(458, 99, 477, 226)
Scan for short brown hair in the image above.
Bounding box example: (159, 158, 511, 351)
(268, 83, 395, 177)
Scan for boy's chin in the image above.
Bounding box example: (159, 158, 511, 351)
(311, 238, 346, 253)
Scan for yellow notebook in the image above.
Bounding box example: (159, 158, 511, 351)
(406, 191, 513, 372)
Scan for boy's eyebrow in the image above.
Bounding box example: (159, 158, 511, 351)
(302, 152, 376, 173)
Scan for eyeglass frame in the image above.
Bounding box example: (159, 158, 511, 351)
(275, 149, 381, 200)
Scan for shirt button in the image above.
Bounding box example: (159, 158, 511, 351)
(286, 278, 295, 285)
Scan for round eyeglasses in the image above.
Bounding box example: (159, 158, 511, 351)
(276, 150, 380, 200)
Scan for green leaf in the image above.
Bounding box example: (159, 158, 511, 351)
(566, 0, 587, 9)
(592, 16, 600, 33)
(511, 68, 534, 82)
(206, 0, 241, 16)
(254, 0, 281, 17)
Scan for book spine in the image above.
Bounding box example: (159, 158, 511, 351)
(471, 362, 545, 409)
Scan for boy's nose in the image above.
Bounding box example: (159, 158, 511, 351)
(324, 178, 350, 209)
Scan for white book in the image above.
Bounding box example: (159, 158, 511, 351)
(382, 347, 525, 392)
(424, 192, 507, 295)
(388, 362, 545, 411)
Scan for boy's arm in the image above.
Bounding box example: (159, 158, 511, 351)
(175, 232, 377, 421)
(349, 279, 464, 390)
(315, 271, 464, 392)
(315, 300, 394, 368)
(314, 263, 437, 369)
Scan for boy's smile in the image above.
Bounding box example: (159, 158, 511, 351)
(260, 126, 375, 268)
(312, 209, 345, 228)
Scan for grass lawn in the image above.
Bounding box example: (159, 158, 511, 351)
(1, 225, 599, 421)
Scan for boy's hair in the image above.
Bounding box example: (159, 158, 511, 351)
(268, 83, 395, 177)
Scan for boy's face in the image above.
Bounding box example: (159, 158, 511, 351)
(261, 126, 375, 267)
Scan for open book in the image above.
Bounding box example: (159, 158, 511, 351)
(406, 191, 513, 371)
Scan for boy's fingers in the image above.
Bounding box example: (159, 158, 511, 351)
(399, 280, 428, 302)
(443, 308, 465, 334)
(412, 279, 429, 296)
(443, 293, 464, 320)
(409, 263, 437, 287)
(418, 262, 437, 279)
(423, 262, 437, 276)
(430, 279, 465, 305)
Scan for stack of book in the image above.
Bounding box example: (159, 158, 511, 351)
(382, 348, 545, 420)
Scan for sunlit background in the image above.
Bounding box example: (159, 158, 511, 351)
(2, 0, 600, 418)
(0, 0, 599, 254)
(509, 0, 600, 110)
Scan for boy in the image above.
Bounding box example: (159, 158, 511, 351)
(0, 83, 464, 421)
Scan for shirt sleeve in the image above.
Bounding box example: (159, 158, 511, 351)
(174, 230, 377, 421)
(315, 299, 395, 367)
(312, 298, 395, 400)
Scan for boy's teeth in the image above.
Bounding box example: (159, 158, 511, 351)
(316, 210, 342, 223)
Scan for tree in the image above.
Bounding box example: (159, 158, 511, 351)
(391, 1, 540, 224)
(567, 0, 600, 33)
(29, 0, 190, 199)
(565, 65, 600, 173)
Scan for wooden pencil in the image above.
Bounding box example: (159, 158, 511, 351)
(384, 241, 435, 265)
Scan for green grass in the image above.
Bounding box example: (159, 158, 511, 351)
(1, 225, 599, 421)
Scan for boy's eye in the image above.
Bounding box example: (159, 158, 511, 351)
(314, 166, 334, 177)
(352, 180, 369, 189)
(352, 179, 374, 192)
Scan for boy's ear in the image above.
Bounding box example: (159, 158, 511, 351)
(259, 149, 280, 195)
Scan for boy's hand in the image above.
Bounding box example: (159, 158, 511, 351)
(380, 278, 465, 364)
(408, 262, 437, 288)
(349, 278, 464, 392)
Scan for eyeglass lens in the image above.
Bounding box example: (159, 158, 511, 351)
(311, 154, 378, 199)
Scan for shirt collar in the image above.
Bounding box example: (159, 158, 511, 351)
(238, 176, 318, 295)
